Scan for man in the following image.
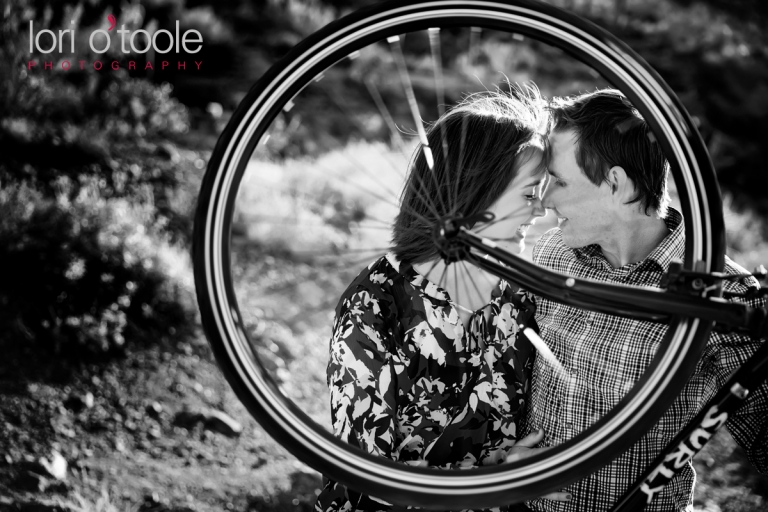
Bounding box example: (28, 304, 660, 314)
(521, 90, 767, 511)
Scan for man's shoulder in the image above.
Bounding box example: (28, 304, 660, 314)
(722, 255, 763, 305)
(723, 255, 757, 281)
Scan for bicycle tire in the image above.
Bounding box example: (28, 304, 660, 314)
(193, 0, 724, 507)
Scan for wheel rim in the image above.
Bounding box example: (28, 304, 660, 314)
(193, 0, 723, 506)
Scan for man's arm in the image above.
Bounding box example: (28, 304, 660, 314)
(709, 257, 767, 473)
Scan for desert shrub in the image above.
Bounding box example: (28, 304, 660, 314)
(1, 75, 197, 241)
(233, 141, 403, 259)
(723, 194, 768, 272)
(0, 181, 192, 357)
(0, 1, 198, 359)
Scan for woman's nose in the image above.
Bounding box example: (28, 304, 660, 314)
(531, 198, 547, 219)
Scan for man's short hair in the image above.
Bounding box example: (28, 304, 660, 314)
(548, 89, 670, 217)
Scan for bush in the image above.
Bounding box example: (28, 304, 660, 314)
(0, 181, 193, 357)
(0, 1, 199, 359)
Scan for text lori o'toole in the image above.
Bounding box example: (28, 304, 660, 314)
(29, 20, 203, 54)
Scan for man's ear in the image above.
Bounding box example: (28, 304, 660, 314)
(606, 166, 635, 203)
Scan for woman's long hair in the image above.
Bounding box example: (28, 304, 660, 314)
(392, 86, 547, 264)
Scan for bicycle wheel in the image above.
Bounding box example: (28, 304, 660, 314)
(193, 0, 724, 507)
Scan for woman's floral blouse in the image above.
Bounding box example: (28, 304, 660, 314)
(315, 253, 537, 512)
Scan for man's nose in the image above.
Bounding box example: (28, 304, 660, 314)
(541, 189, 556, 210)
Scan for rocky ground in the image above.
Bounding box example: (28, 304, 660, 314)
(0, 332, 325, 512)
(3, 324, 767, 512)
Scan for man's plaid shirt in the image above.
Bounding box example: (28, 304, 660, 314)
(525, 208, 768, 512)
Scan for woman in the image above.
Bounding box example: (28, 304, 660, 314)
(315, 89, 564, 512)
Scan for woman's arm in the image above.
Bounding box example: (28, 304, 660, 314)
(328, 289, 400, 457)
(320, 289, 401, 511)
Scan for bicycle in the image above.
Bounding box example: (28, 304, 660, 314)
(192, 0, 768, 509)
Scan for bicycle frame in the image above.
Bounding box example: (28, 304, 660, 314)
(447, 225, 768, 511)
(453, 228, 768, 337)
(611, 340, 768, 511)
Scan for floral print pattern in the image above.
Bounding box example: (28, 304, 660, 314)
(315, 253, 537, 512)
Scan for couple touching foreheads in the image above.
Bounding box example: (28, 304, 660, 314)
(314, 88, 767, 512)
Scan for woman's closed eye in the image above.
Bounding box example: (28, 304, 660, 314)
(525, 185, 544, 204)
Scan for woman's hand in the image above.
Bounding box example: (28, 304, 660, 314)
(506, 428, 572, 503)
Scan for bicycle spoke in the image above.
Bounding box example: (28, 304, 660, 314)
(240, 192, 392, 229)
(388, 34, 448, 218)
(362, 79, 439, 216)
(438, 263, 478, 313)
(246, 118, 435, 249)
(406, 160, 448, 218)
(461, 260, 487, 308)
(523, 327, 566, 376)
(315, 80, 412, 184)
(453, 261, 461, 311)
(307, 93, 406, 199)
(388, 35, 430, 152)
(454, 112, 468, 217)
(287, 252, 392, 270)
(289, 246, 393, 256)
(476, 264, 501, 291)
(311, 160, 431, 226)
(253, 130, 405, 219)
(453, 27, 483, 216)
(375, 144, 447, 221)
(438, 262, 449, 292)
(428, 27, 451, 186)
(243, 217, 393, 231)
(469, 26, 483, 67)
(353, 216, 397, 228)
(309, 91, 441, 224)
(353, 215, 399, 230)
(428, 28, 448, 120)
(317, 80, 375, 139)
(364, 77, 408, 157)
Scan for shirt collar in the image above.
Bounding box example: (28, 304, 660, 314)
(385, 252, 451, 301)
(572, 207, 684, 273)
(643, 207, 684, 271)
(385, 251, 512, 303)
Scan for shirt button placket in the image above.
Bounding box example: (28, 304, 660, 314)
(562, 364, 578, 438)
